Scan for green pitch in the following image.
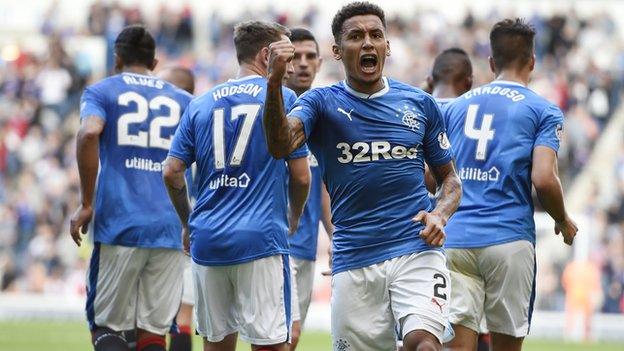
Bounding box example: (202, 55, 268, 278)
(1, 321, 623, 351)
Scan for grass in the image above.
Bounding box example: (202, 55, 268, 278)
(0, 321, 623, 350)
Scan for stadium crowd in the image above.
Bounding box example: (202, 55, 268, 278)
(0, 1, 623, 316)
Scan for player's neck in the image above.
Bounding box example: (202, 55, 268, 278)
(495, 71, 529, 87)
(432, 84, 459, 99)
(120, 65, 152, 76)
(345, 77, 385, 96)
(237, 63, 266, 80)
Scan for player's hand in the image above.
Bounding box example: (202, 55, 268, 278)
(555, 215, 577, 246)
(413, 210, 446, 247)
(288, 210, 300, 235)
(268, 39, 295, 83)
(182, 225, 190, 255)
(321, 246, 332, 276)
(70, 205, 93, 247)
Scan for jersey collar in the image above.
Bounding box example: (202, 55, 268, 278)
(494, 80, 526, 87)
(343, 77, 389, 99)
(227, 75, 263, 83)
(435, 97, 454, 103)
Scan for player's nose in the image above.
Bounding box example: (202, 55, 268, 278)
(362, 34, 374, 49)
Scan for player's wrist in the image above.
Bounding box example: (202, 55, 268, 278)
(267, 74, 284, 87)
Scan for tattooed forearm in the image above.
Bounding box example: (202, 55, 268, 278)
(431, 162, 462, 223)
(264, 80, 292, 159)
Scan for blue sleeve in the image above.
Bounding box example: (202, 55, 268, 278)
(534, 104, 564, 152)
(286, 143, 309, 160)
(423, 97, 453, 166)
(283, 87, 298, 111)
(80, 86, 107, 121)
(288, 88, 322, 139)
(168, 106, 195, 167)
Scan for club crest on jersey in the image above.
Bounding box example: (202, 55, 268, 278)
(395, 105, 421, 131)
(555, 123, 563, 140)
(438, 132, 451, 150)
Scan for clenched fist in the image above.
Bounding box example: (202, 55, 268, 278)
(268, 39, 295, 83)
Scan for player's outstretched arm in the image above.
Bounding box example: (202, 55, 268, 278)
(163, 156, 192, 252)
(532, 146, 577, 245)
(264, 39, 307, 159)
(286, 157, 311, 234)
(414, 161, 462, 247)
(70, 116, 104, 247)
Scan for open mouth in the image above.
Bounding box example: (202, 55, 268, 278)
(360, 54, 378, 73)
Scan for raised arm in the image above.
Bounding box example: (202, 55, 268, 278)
(413, 161, 462, 247)
(532, 146, 577, 245)
(163, 156, 192, 252)
(69, 116, 104, 246)
(286, 157, 311, 234)
(264, 39, 307, 159)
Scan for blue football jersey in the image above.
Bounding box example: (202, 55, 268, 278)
(443, 80, 564, 248)
(289, 77, 453, 274)
(288, 153, 323, 261)
(435, 97, 455, 112)
(168, 75, 307, 266)
(80, 72, 192, 249)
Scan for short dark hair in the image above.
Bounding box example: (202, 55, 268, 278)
(431, 48, 472, 84)
(490, 18, 536, 71)
(114, 25, 156, 67)
(233, 21, 290, 64)
(290, 27, 319, 53)
(331, 1, 386, 43)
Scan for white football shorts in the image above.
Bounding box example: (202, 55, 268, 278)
(331, 251, 453, 351)
(446, 240, 536, 337)
(193, 254, 291, 345)
(86, 243, 185, 335)
(290, 257, 315, 325)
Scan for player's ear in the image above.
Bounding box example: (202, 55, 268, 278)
(529, 54, 536, 72)
(466, 74, 474, 90)
(386, 40, 391, 56)
(114, 54, 123, 73)
(488, 56, 497, 75)
(332, 44, 341, 61)
(425, 76, 434, 93)
(260, 47, 270, 67)
(149, 58, 159, 71)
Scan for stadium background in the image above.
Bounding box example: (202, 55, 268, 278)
(0, 0, 623, 349)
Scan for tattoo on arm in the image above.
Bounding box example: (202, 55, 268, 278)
(263, 81, 306, 158)
(430, 161, 462, 223)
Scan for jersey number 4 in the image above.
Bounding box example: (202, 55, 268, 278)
(117, 91, 181, 149)
(464, 104, 495, 160)
(212, 104, 261, 170)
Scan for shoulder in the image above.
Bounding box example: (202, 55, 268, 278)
(388, 78, 436, 105)
(84, 75, 121, 95)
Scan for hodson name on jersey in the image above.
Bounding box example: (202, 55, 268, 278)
(212, 83, 263, 101)
(169, 75, 308, 266)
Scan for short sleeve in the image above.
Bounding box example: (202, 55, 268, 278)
(286, 143, 309, 160)
(168, 106, 195, 167)
(80, 86, 107, 121)
(288, 88, 323, 139)
(534, 104, 564, 152)
(423, 97, 453, 166)
(283, 87, 298, 111)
